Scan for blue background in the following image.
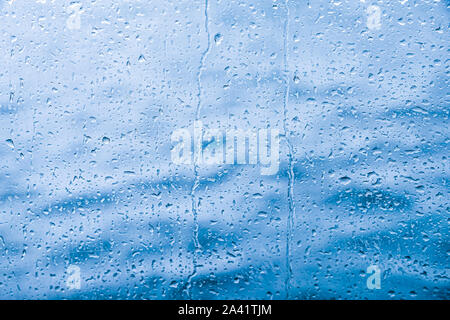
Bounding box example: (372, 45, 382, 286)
(0, 0, 448, 299)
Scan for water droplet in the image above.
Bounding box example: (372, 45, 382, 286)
(339, 176, 352, 185)
(214, 33, 223, 45)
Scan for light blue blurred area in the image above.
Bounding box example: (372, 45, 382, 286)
(0, 0, 448, 299)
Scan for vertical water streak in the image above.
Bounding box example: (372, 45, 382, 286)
(282, 0, 295, 299)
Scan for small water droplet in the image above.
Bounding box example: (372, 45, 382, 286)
(5, 139, 14, 149)
(339, 176, 352, 185)
(214, 33, 223, 45)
